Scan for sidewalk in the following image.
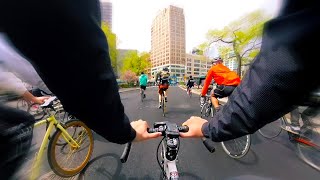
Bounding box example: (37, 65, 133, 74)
(178, 85, 228, 104)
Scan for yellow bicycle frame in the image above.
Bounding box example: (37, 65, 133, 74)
(30, 113, 80, 180)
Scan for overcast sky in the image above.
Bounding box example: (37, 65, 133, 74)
(102, 0, 282, 53)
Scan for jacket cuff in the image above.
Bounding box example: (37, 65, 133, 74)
(128, 125, 137, 142)
(201, 121, 210, 138)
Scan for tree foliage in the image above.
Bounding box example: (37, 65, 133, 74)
(101, 22, 118, 73)
(122, 51, 151, 75)
(121, 70, 138, 85)
(200, 10, 271, 76)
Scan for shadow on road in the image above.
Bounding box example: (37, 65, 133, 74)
(233, 148, 259, 166)
(78, 153, 122, 180)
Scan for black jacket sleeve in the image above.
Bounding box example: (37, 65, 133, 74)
(0, 0, 136, 144)
(202, 0, 320, 142)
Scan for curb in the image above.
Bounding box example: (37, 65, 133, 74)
(118, 88, 140, 93)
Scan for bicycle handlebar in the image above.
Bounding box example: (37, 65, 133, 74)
(120, 122, 215, 163)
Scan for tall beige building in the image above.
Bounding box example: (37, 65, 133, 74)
(100, 1, 113, 30)
(150, 5, 186, 82)
(186, 54, 211, 78)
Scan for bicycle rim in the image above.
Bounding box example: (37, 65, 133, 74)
(200, 103, 211, 118)
(296, 122, 320, 171)
(48, 120, 94, 177)
(141, 91, 144, 102)
(17, 99, 29, 111)
(157, 138, 166, 179)
(162, 94, 166, 116)
(28, 104, 45, 121)
(258, 117, 284, 139)
(221, 135, 251, 159)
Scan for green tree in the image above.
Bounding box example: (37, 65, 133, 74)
(122, 51, 151, 75)
(200, 10, 270, 76)
(101, 22, 118, 73)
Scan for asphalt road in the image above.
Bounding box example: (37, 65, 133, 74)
(14, 86, 320, 180)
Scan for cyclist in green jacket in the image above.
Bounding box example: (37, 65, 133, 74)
(139, 72, 148, 99)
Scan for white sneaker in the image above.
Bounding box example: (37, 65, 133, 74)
(284, 125, 300, 134)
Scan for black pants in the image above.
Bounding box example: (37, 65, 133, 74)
(0, 104, 34, 179)
(213, 85, 237, 98)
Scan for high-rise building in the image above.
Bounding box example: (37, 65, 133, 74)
(100, 1, 113, 30)
(186, 54, 211, 78)
(224, 51, 238, 72)
(150, 5, 186, 82)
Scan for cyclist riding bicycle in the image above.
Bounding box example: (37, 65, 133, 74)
(155, 67, 170, 109)
(139, 72, 148, 99)
(200, 57, 240, 112)
(186, 75, 195, 94)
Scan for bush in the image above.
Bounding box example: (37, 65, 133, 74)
(119, 84, 130, 88)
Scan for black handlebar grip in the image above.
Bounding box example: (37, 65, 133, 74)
(120, 142, 132, 163)
(202, 138, 215, 153)
(178, 125, 189, 133)
(147, 128, 157, 133)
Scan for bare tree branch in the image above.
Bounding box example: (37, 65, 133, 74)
(240, 43, 261, 58)
(209, 37, 233, 45)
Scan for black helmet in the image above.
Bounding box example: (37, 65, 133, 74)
(212, 57, 223, 64)
(141, 72, 144, 74)
(163, 67, 169, 71)
(189, 75, 193, 79)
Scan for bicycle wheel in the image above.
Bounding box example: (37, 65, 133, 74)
(200, 103, 211, 118)
(17, 99, 29, 111)
(162, 95, 166, 117)
(296, 120, 320, 171)
(258, 117, 284, 139)
(221, 135, 251, 159)
(189, 89, 192, 98)
(28, 103, 45, 121)
(157, 139, 166, 179)
(141, 91, 144, 102)
(48, 120, 94, 177)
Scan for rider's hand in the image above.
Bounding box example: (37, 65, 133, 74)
(131, 120, 162, 142)
(180, 116, 208, 138)
(33, 96, 50, 104)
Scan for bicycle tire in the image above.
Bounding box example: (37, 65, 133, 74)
(47, 120, 94, 177)
(141, 91, 144, 102)
(28, 103, 46, 121)
(161, 94, 166, 117)
(258, 117, 284, 139)
(17, 99, 29, 111)
(221, 135, 251, 159)
(200, 103, 211, 118)
(157, 139, 166, 179)
(295, 120, 320, 172)
(50, 113, 78, 146)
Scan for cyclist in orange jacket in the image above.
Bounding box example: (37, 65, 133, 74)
(200, 57, 240, 112)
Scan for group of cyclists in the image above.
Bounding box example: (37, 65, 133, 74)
(0, 0, 320, 179)
(139, 55, 241, 114)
